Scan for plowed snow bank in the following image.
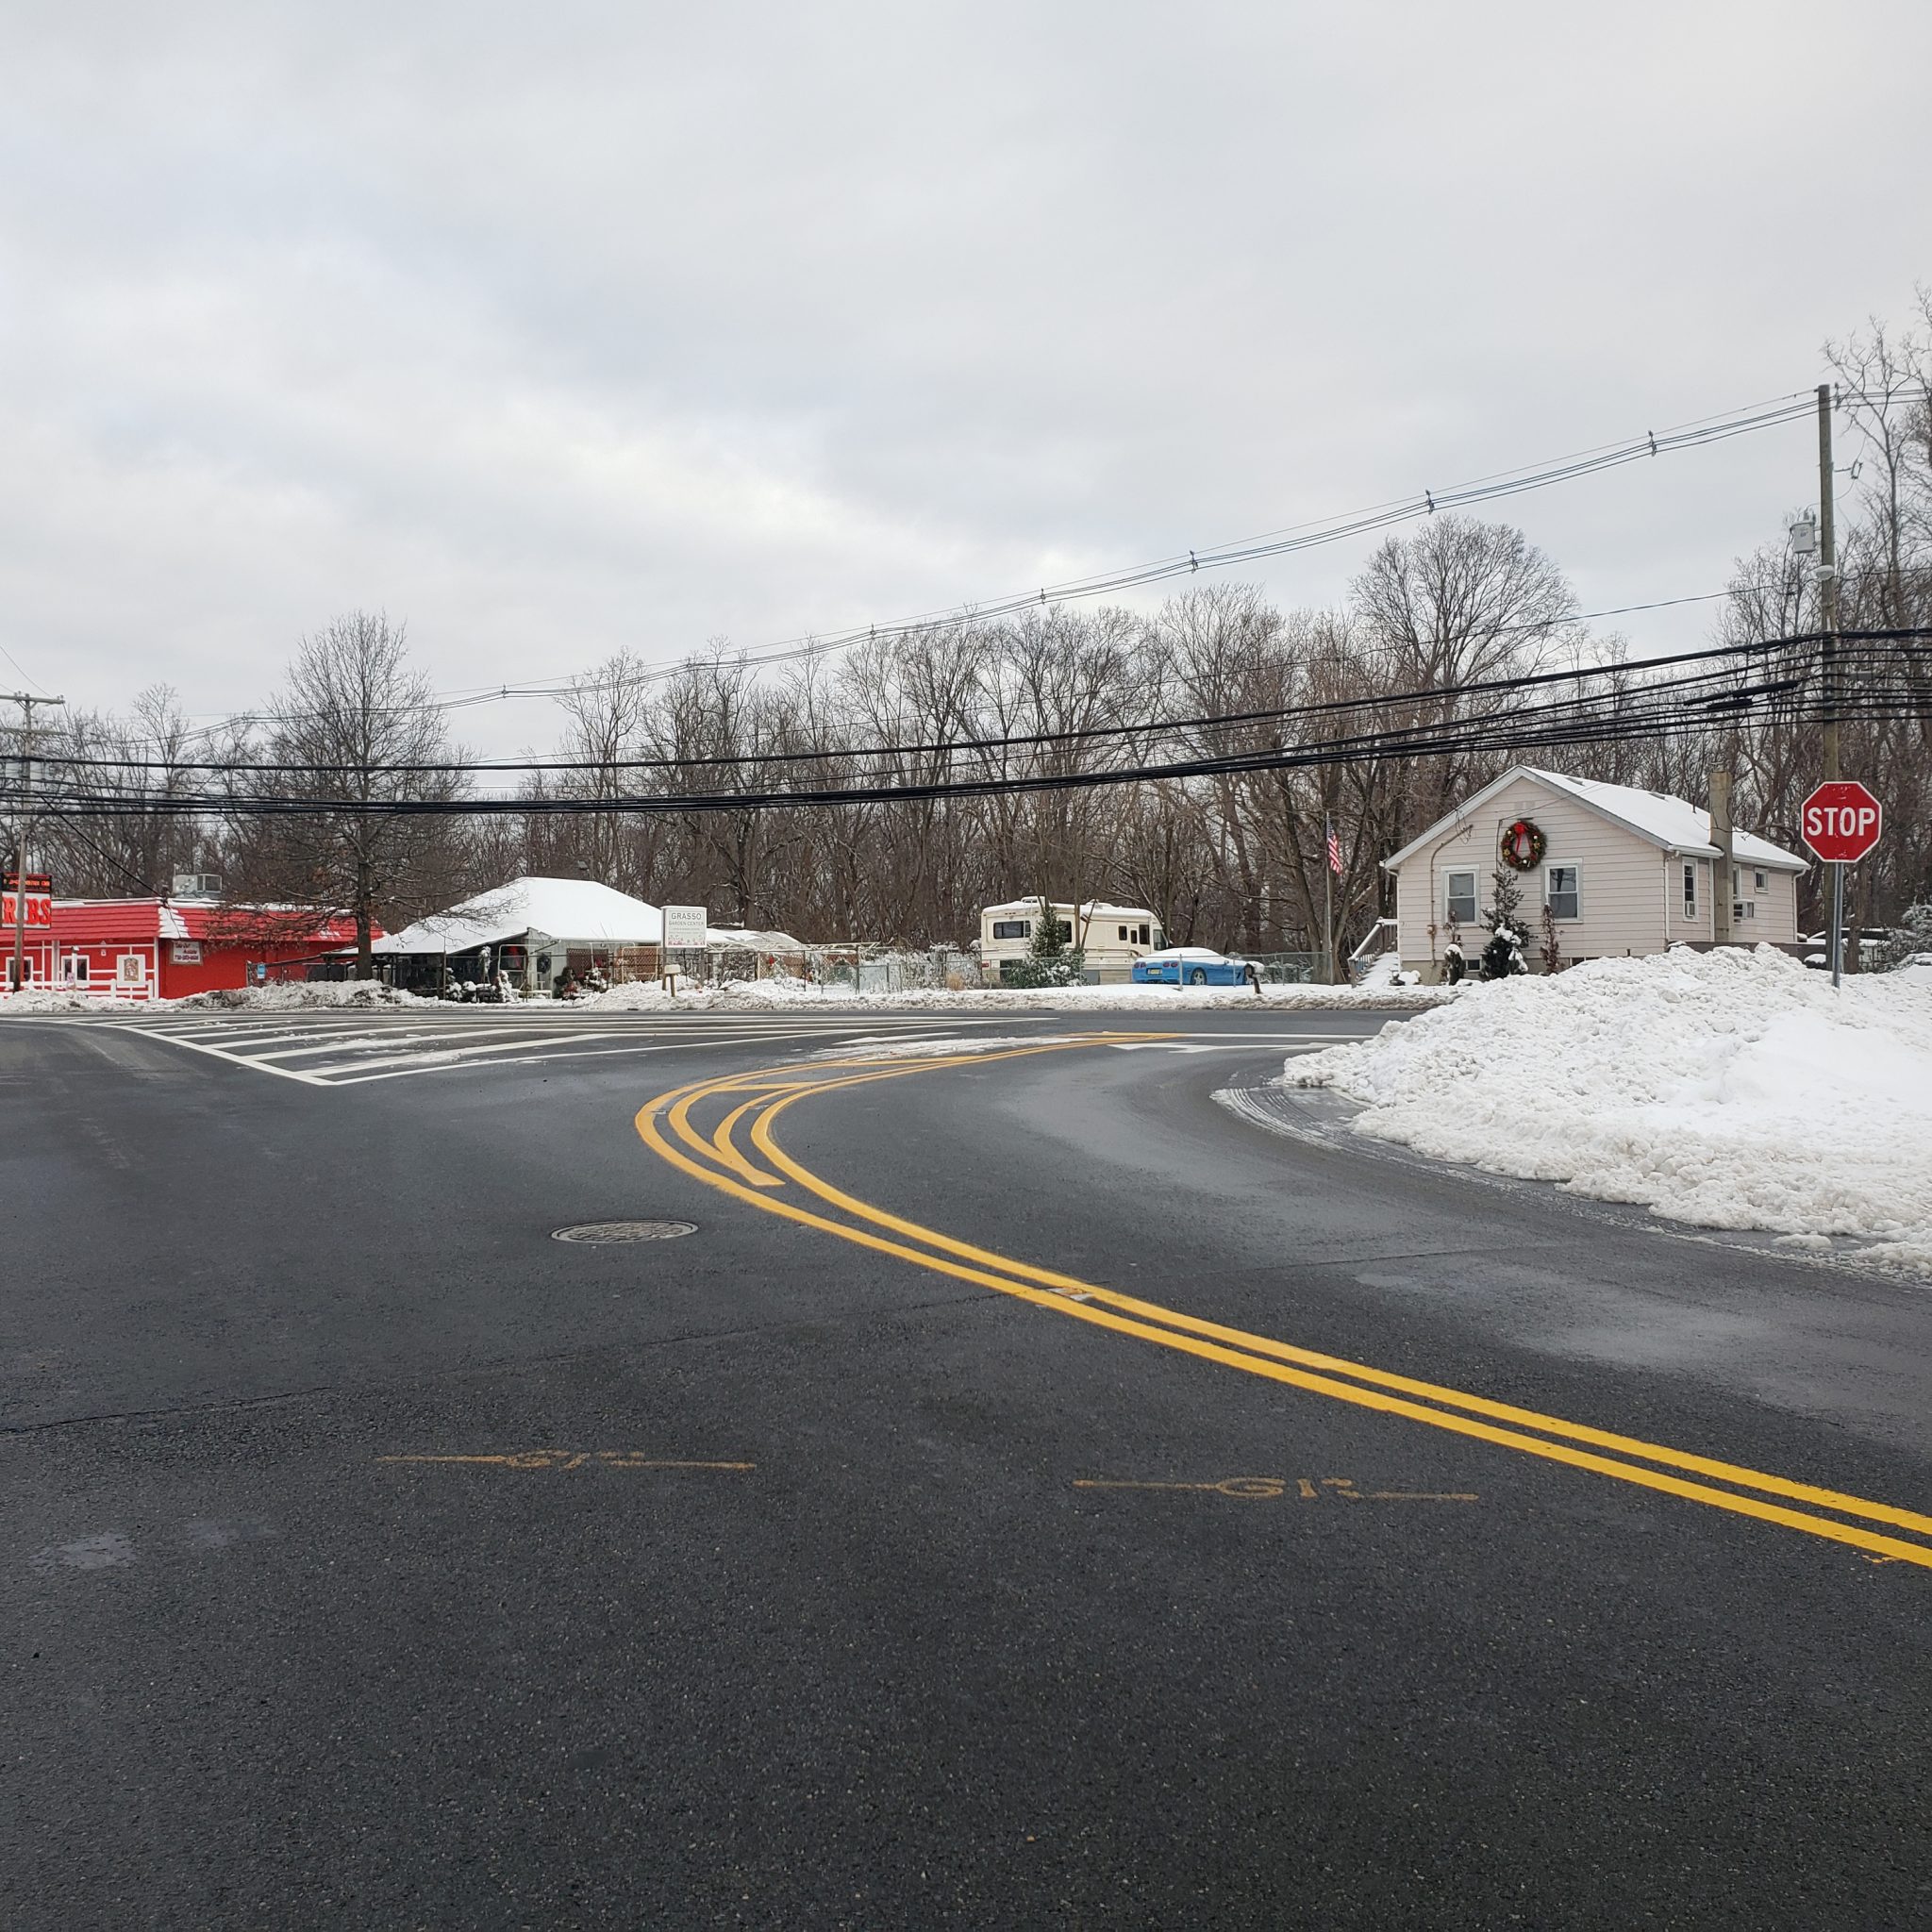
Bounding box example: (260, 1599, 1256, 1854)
(1286, 947, 1932, 1272)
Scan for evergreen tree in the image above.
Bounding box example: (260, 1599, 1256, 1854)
(1003, 895, 1087, 988)
(1480, 868, 1529, 979)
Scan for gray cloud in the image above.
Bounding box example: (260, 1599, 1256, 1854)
(4, 1, 1927, 745)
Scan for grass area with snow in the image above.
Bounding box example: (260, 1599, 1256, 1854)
(1, 972, 1449, 1020)
(572, 976, 1451, 1014)
(1287, 946, 1932, 1272)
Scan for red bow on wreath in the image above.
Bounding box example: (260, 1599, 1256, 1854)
(1499, 818, 1545, 871)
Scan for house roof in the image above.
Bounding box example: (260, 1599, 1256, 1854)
(981, 899, 1158, 921)
(1381, 766, 1809, 874)
(374, 877, 663, 955)
(52, 899, 365, 945)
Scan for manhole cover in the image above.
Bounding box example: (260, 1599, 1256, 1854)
(551, 1220, 698, 1245)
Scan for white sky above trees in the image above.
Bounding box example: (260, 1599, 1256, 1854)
(5, 2, 1928, 748)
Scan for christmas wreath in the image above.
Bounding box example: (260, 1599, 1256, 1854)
(1499, 817, 1546, 872)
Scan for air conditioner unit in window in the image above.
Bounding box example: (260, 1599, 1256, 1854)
(171, 873, 223, 898)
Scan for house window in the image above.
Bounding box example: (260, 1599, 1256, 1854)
(63, 956, 89, 986)
(991, 920, 1029, 941)
(1444, 869, 1477, 926)
(1545, 864, 1580, 921)
(1754, 869, 1767, 892)
(1683, 863, 1698, 920)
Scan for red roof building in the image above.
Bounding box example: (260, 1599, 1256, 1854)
(10, 899, 373, 1002)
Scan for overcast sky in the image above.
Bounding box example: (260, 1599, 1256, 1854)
(5, 2, 1928, 749)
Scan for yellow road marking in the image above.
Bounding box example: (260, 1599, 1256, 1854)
(378, 1452, 755, 1472)
(1071, 1475, 1480, 1502)
(634, 1045, 1932, 1573)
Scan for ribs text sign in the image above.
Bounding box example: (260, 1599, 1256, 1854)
(1800, 782, 1883, 864)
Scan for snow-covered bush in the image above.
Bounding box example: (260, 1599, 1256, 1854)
(1479, 869, 1528, 979)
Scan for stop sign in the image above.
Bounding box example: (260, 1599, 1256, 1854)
(1800, 781, 1883, 863)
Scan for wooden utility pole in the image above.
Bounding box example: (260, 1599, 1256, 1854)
(1709, 768, 1735, 943)
(1817, 384, 1840, 784)
(6, 691, 66, 992)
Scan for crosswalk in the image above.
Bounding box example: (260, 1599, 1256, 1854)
(75, 1009, 1019, 1088)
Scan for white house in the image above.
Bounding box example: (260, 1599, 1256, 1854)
(375, 876, 664, 993)
(977, 898, 1163, 983)
(1382, 767, 1808, 982)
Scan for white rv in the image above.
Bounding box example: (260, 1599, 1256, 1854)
(977, 899, 1164, 984)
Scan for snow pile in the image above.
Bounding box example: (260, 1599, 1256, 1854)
(0, 988, 100, 1012)
(569, 975, 1454, 1013)
(1287, 946, 1932, 1271)
(170, 981, 428, 1011)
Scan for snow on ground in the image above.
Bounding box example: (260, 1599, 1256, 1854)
(572, 976, 1452, 1014)
(1286, 946, 1932, 1272)
(0, 981, 428, 1015)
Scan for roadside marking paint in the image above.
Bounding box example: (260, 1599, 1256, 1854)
(1072, 1475, 1479, 1502)
(635, 1041, 1932, 1574)
(377, 1452, 755, 1472)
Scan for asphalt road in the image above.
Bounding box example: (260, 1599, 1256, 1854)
(5, 1003, 1930, 1928)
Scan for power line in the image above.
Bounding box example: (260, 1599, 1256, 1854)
(127, 389, 1817, 746)
(33, 628, 1928, 821)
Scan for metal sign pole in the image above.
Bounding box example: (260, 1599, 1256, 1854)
(1829, 861, 1845, 990)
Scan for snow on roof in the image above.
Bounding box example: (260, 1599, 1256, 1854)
(1381, 766, 1808, 872)
(374, 877, 663, 955)
(706, 925, 807, 952)
(981, 898, 1158, 920)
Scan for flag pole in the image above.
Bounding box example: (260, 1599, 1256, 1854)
(1323, 817, 1335, 984)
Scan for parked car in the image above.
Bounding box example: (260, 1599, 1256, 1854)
(1131, 946, 1257, 988)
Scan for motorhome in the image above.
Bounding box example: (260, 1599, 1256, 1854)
(977, 898, 1163, 984)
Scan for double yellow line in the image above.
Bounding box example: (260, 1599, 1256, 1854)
(637, 1038, 1932, 1572)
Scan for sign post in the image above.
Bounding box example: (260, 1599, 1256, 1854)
(1800, 781, 1883, 989)
(661, 904, 708, 991)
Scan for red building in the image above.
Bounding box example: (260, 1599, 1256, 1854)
(12, 898, 371, 1002)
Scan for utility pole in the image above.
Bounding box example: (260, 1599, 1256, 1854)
(1817, 383, 1840, 784)
(5, 691, 66, 993)
(1814, 384, 1860, 977)
(1709, 768, 1735, 944)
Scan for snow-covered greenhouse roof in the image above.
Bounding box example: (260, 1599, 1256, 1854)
(374, 877, 664, 956)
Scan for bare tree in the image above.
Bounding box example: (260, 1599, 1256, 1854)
(228, 612, 465, 975)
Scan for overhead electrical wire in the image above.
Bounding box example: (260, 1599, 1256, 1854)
(119, 389, 1821, 747)
(25, 627, 1928, 821)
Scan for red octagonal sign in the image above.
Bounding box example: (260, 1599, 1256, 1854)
(1800, 780, 1883, 863)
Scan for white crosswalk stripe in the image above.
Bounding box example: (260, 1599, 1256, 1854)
(67, 1009, 1014, 1087)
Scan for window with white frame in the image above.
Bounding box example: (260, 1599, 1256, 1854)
(1683, 862, 1697, 920)
(1754, 868, 1767, 891)
(1545, 863, 1580, 921)
(62, 955, 88, 985)
(1444, 869, 1477, 926)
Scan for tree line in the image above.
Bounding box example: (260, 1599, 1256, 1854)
(18, 305, 1932, 974)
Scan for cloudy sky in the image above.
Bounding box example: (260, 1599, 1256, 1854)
(5, 2, 1928, 748)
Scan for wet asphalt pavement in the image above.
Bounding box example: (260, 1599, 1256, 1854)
(5, 1005, 1929, 1929)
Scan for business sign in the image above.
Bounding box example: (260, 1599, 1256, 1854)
(173, 940, 203, 965)
(1800, 781, 1883, 864)
(1, 872, 52, 928)
(662, 904, 708, 949)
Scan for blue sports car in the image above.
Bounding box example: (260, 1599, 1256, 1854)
(1130, 946, 1257, 988)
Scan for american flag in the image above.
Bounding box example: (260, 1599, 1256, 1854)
(1325, 819, 1343, 876)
